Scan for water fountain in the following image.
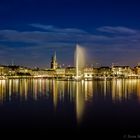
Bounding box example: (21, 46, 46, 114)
(74, 44, 86, 80)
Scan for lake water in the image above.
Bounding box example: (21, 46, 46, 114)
(0, 79, 140, 138)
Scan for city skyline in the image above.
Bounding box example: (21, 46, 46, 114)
(0, 0, 140, 67)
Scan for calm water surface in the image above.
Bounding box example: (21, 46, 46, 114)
(0, 79, 140, 137)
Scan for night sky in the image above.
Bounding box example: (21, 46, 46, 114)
(0, 0, 140, 68)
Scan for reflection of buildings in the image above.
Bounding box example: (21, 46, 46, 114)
(0, 80, 6, 104)
(0, 77, 140, 129)
(84, 81, 93, 101)
(0, 78, 140, 108)
(51, 80, 66, 109)
(112, 79, 123, 102)
(50, 80, 94, 123)
(136, 80, 140, 102)
(112, 79, 130, 102)
(111, 79, 139, 102)
(103, 80, 107, 97)
(52, 80, 58, 109)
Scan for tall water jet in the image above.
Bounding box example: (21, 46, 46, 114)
(75, 44, 86, 80)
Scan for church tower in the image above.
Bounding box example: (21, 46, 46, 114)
(51, 52, 58, 69)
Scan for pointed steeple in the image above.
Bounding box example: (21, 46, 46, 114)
(51, 51, 58, 69)
(54, 51, 56, 61)
(12, 59, 14, 66)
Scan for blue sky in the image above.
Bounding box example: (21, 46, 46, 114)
(0, 0, 140, 68)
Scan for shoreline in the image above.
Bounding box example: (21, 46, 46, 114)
(0, 75, 140, 80)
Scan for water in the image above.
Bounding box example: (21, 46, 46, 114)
(0, 79, 140, 138)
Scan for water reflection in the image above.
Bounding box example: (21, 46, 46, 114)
(76, 81, 85, 123)
(0, 80, 6, 104)
(52, 80, 58, 109)
(111, 79, 139, 102)
(0, 79, 139, 123)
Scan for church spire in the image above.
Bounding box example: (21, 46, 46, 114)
(51, 51, 58, 69)
(54, 51, 56, 61)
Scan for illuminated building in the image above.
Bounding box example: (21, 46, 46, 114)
(134, 65, 140, 77)
(83, 67, 94, 79)
(97, 66, 111, 77)
(0, 54, 139, 79)
(112, 66, 133, 78)
(55, 68, 65, 78)
(65, 67, 76, 79)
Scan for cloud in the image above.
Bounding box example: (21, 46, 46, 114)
(30, 23, 87, 34)
(30, 24, 55, 30)
(0, 29, 112, 44)
(97, 26, 137, 34)
(0, 25, 139, 45)
(0, 25, 140, 67)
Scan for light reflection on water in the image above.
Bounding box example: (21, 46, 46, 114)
(0, 79, 140, 124)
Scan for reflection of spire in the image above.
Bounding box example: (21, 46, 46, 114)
(12, 59, 14, 66)
(52, 80, 58, 109)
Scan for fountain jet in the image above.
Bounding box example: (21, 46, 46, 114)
(74, 44, 86, 80)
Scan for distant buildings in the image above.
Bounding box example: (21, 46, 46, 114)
(98, 67, 112, 77)
(0, 65, 31, 76)
(0, 54, 139, 79)
(134, 65, 140, 77)
(111, 66, 134, 78)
